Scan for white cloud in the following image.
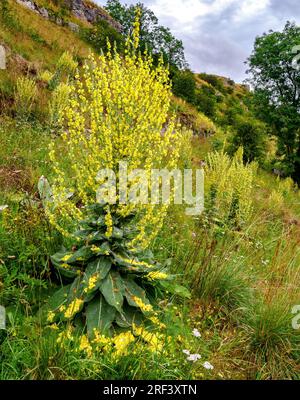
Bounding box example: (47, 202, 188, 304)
(94, 0, 300, 81)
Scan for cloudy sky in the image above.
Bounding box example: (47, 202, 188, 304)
(95, 0, 300, 82)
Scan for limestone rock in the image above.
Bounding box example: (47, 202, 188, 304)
(68, 21, 80, 33)
(0, 45, 6, 70)
(16, 0, 38, 13)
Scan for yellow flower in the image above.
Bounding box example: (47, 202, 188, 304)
(64, 298, 84, 319)
(149, 315, 166, 329)
(132, 296, 153, 313)
(146, 271, 168, 281)
(92, 329, 112, 351)
(79, 335, 93, 357)
(49, 323, 59, 330)
(47, 311, 55, 323)
(91, 245, 101, 253)
(61, 254, 72, 262)
(46, 9, 183, 248)
(59, 305, 66, 313)
(132, 324, 163, 352)
(113, 332, 135, 357)
(83, 274, 99, 293)
(57, 326, 74, 345)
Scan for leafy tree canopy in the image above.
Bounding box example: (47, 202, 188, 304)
(246, 21, 300, 181)
(105, 0, 188, 69)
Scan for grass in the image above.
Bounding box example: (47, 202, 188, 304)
(1, 98, 300, 380)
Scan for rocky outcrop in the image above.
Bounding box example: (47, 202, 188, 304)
(70, 0, 122, 32)
(15, 0, 122, 32)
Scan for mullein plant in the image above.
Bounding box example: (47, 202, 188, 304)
(42, 9, 189, 354)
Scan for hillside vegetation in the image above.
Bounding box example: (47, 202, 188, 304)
(0, 0, 300, 381)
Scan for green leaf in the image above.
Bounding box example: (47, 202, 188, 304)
(55, 264, 81, 279)
(38, 176, 53, 205)
(86, 257, 112, 280)
(123, 278, 151, 310)
(115, 305, 145, 329)
(81, 258, 112, 301)
(112, 227, 123, 239)
(160, 281, 191, 299)
(66, 246, 93, 264)
(92, 242, 111, 256)
(86, 294, 116, 337)
(47, 284, 72, 310)
(39, 284, 72, 323)
(99, 271, 124, 313)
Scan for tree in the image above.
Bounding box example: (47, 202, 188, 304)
(246, 21, 300, 181)
(172, 69, 196, 103)
(105, 0, 187, 69)
(227, 117, 267, 164)
(194, 86, 217, 119)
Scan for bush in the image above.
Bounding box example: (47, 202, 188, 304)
(195, 86, 217, 119)
(227, 117, 267, 163)
(80, 19, 124, 55)
(172, 69, 196, 104)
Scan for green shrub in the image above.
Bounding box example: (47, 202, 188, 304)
(172, 69, 196, 104)
(195, 86, 217, 118)
(80, 20, 124, 55)
(228, 117, 267, 163)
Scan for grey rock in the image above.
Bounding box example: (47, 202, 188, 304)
(68, 21, 80, 33)
(16, 0, 38, 13)
(0, 45, 6, 70)
(39, 7, 49, 19)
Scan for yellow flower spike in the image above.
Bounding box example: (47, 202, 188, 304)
(64, 298, 84, 319)
(79, 335, 93, 357)
(146, 271, 169, 281)
(47, 11, 184, 248)
(113, 332, 135, 357)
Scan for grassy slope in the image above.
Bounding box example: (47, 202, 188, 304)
(0, 0, 300, 381)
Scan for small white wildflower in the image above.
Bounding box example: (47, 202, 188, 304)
(187, 354, 201, 363)
(203, 361, 214, 370)
(192, 328, 201, 338)
(0, 205, 8, 212)
(182, 350, 190, 355)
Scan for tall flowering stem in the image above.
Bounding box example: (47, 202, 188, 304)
(48, 9, 183, 249)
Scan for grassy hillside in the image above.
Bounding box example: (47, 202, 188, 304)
(0, 0, 300, 381)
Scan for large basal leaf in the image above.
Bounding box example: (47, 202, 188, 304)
(51, 250, 81, 278)
(99, 271, 124, 313)
(86, 294, 116, 337)
(66, 246, 93, 264)
(81, 258, 112, 301)
(85, 257, 112, 280)
(47, 284, 72, 310)
(123, 278, 151, 310)
(112, 251, 155, 273)
(55, 264, 81, 279)
(39, 284, 72, 322)
(115, 305, 145, 329)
